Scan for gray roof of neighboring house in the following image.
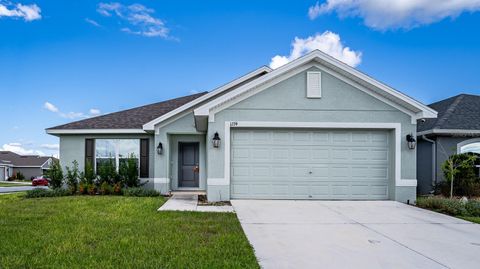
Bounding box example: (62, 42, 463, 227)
(418, 94, 480, 132)
(47, 92, 208, 130)
(0, 151, 53, 167)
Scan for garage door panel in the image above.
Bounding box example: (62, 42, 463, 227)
(231, 129, 391, 200)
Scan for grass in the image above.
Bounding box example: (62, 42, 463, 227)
(416, 196, 480, 224)
(0, 182, 31, 187)
(458, 216, 480, 224)
(0, 194, 259, 268)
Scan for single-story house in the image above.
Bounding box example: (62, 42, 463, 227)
(0, 151, 55, 181)
(417, 94, 480, 194)
(46, 50, 437, 202)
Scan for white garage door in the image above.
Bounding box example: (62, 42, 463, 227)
(230, 129, 391, 200)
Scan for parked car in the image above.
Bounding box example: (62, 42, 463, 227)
(32, 176, 49, 186)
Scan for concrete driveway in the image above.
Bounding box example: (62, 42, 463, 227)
(232, 200, 480, 269)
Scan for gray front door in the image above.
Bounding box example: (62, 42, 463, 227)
(178, 142, 200, 188)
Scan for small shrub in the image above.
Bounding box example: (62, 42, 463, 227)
(99, 182, 113, 195)
(119, 154, 141, 187)
(65, 160, 80, 194)
(15, 172, 25, 180)
(87, 183, 97, 195)
(123, 187, 160, 197)
(97, 158, 117, 185)
(83, 161, 96, 185)
(44, 160, 64, 189)
(465, 200, 480, 217)
(78, 182, 88, 194)
(25, 188, 71, 198)
(113, 182, 123, 195)
(416, 197, 466, 216)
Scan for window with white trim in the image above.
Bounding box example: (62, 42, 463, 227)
(95, 139, 139, 172)
(306, 71, 322, 98)
(460, 142, 480, 154)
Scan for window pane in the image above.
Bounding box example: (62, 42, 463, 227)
(460, 142, 480, 154)
(118, 140, 139, 158)
(95, 140, 116, 158)
(96, 158, 115, 171)
(95, 139, 140, 173)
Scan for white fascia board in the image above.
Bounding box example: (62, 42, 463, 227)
(46, 129, 147, 135)
(195, 50, 436, 120)
(417, 129, 480, 136)
(142, 66, 272, 131)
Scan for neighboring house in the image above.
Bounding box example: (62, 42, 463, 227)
(417, 94, 480, 194)
(0, 151, 55, 181)
(46, 50, 437, 202)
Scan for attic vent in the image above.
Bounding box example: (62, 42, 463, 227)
(307, 71, 322, 98)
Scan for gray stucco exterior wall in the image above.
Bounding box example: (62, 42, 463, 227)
(417, 135, 480, 194)
(205, 67, 418, 202)
(153, 113, 206, 193)
(59, 134, 155, 188)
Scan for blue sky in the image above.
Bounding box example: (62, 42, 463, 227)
(1, 0, 480, 157)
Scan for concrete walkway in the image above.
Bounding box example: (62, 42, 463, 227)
(158, 193, 234, 212)
(232, 200, 480, 269)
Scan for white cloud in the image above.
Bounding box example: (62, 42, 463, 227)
(97, 2, 171, 38)
(85, 18, 101, 27)
(40, 143, 59, 150)
(308, 0, 480, 30)
(89, 108, 101, 115)
(0, 2, 41, 21)
(269, 31, 362, 69)
(44, 101, 101, 119)
(44, 102, 59, 113)
(1, 143, 45, 156)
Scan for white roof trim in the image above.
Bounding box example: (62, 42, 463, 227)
(142, 66, 272, 131)
(194, 50, 437, 120)
(46, 129, 147, 135)
(417, 129, 480, 136)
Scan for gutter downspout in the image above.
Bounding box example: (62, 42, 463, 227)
(422, 135, 436, 190)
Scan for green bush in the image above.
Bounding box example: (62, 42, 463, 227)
(416, 197, 467, 216)
(44, 160, 64, 189)
(119, 154, 141, 187)
(65, 161, 80, 194)
(439, 153, 480, 197)
(25, 188, 71, 198)
(97, 158, 117, 185)
(123, 187, 160, 197)
(99, 182, 113, 195)
(465, 200, 480, 217)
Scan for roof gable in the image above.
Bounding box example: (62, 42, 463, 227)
(194, 50, 437, 125)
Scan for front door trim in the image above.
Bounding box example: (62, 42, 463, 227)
(178, 142, 200, 188)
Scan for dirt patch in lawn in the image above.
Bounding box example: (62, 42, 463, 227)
(198, 194, 232, 206)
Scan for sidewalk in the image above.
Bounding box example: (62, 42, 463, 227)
(158, 193, 234, 213)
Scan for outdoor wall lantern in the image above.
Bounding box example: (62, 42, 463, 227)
(406, 134, 416, 150)
(157, 142, 164, 155)
(213, 132, 221, 148)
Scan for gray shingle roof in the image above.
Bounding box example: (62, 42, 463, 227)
(47, 92, 208, 130)
(418, 94, 480, 132)
(0, 151, 53, 167)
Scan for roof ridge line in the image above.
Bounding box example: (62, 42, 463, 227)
(435, 94, 465, 129)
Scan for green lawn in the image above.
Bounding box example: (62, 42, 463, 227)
(458, 216, 480, 224)
(0, 194, 258, 268)
(0, 182, 31, 187)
